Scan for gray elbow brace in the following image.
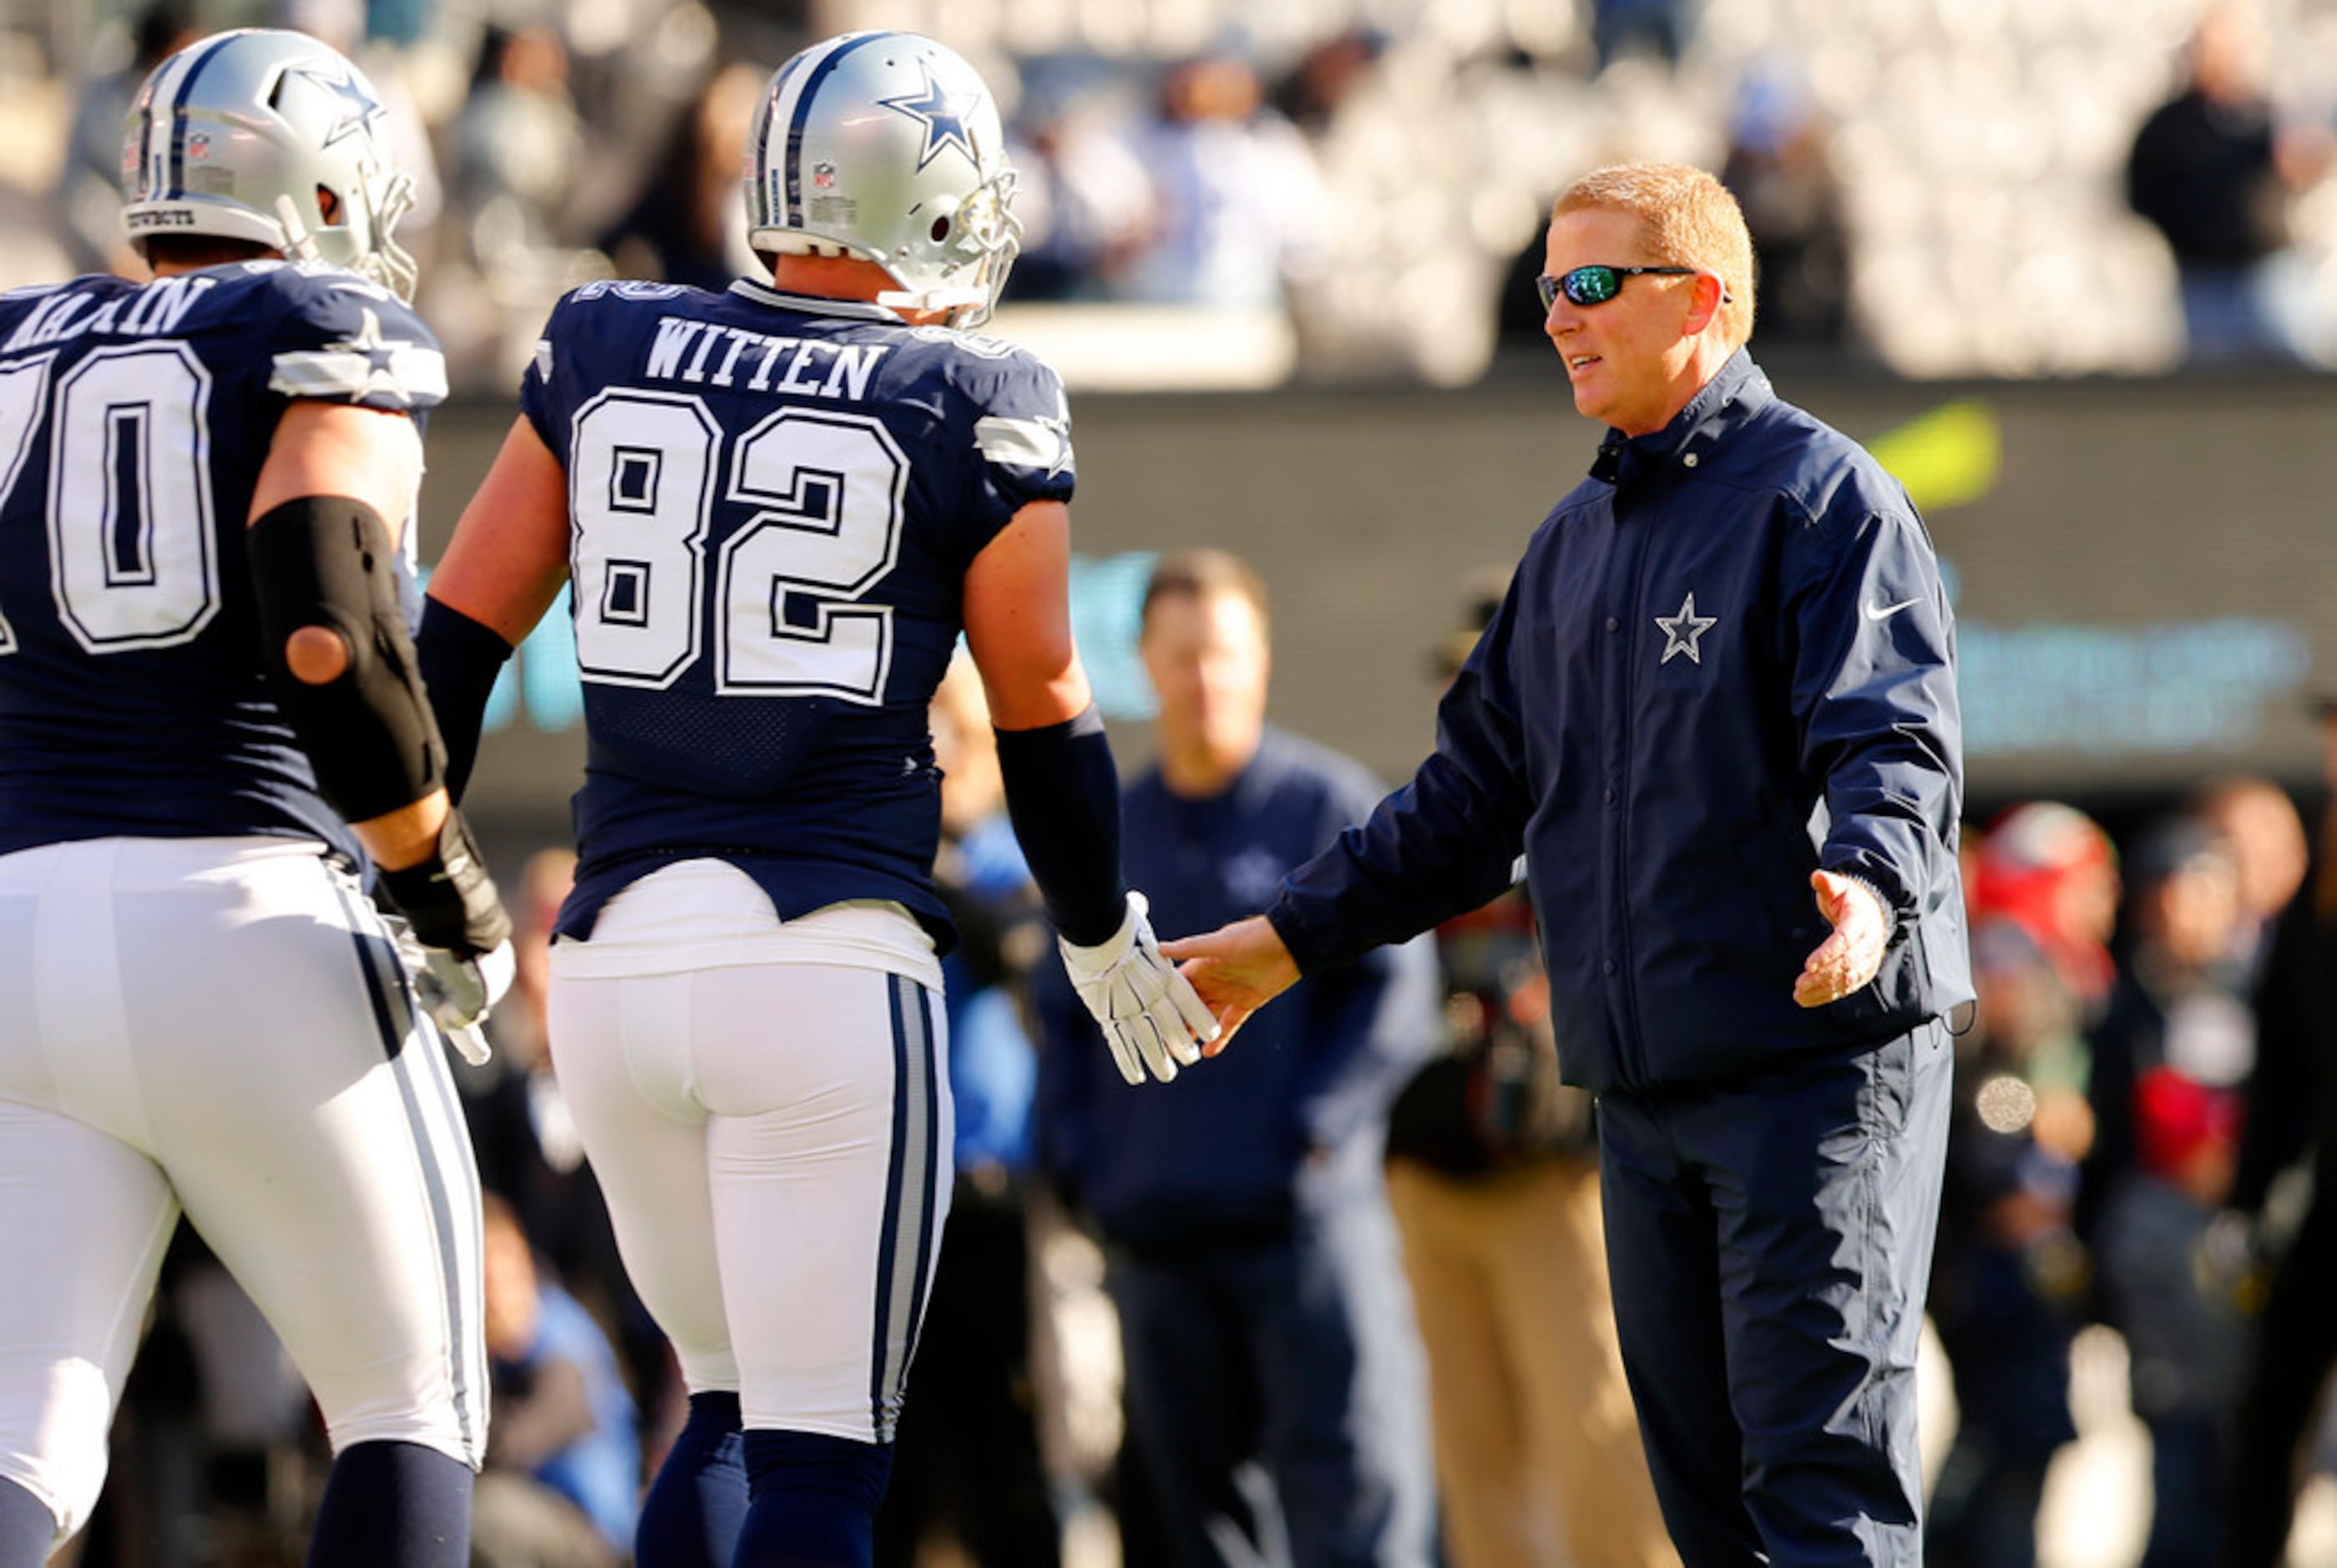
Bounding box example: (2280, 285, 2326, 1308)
(247, 494, 447, 823)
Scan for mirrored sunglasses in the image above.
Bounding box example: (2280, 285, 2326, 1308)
(1536, 265, 1729, 310)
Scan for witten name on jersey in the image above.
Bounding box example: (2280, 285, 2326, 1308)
(521, 276, 1076, 948)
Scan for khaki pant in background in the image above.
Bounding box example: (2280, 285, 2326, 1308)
(1387, 1156, 1677, 1568)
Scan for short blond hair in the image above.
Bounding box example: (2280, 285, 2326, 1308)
(1552, 162, 1755, 349)
(1142, 549, 1270, 637)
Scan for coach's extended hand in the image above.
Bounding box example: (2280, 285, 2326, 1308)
(1060, 891, 1220, 1085)
(1160, 915, 1301, 1054)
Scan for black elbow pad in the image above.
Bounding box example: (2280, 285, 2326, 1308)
(247, 494, 447, 823)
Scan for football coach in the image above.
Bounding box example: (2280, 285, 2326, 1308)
(1166, 160, 1971, 1566)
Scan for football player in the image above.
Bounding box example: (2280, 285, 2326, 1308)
(416, 29, 1216, 1567)
(0, 28, 507, 1566)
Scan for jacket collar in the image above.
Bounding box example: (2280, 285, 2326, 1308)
(1589, 348, 1773, 488)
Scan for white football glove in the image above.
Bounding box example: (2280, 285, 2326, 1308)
(1059, 891, 1222, 1085)
(396, 928, 518, 1067)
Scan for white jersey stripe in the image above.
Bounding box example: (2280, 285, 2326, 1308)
(973, 414, 1072, 473)
(268, 345, 449, 406)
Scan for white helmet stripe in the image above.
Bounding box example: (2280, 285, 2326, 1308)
(772, 31, 888, 230)
(139, 37, 207, 197)
(162, 31, 246, 200)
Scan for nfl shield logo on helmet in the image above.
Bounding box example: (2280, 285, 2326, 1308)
(812, 160, 837, 190)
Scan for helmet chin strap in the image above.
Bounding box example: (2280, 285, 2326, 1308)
(876, 283, 993, 327)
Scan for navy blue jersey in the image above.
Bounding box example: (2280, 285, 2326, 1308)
(0, 261, 446, 863)
(518, 278, 1077, 943)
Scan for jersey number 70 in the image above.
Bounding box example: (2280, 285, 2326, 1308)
(0, 345, 220, 657)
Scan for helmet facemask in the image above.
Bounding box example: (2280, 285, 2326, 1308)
(273, 162, 419, 301)
(874, 166, 1024, 328)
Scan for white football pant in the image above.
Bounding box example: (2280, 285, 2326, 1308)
(548, 859, 951, 1444)
(0, 836, 488, 1540)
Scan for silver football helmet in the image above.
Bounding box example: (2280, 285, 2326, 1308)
(120, 28, 417, 301)
(746, 32, 1020, 328)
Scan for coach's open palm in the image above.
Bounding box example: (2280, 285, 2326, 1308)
(1793, 869, 1889, 1008)
(1161, 915, 1302, 1053)
(1060, 891, 1222, 1085)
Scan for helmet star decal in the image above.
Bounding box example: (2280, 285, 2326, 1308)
(877, 64, 981, 170)
(283, 58, 385, 149)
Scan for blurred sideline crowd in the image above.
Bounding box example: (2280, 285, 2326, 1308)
(56, 554, 2337, 1568)
(6, 0, 2337, 391)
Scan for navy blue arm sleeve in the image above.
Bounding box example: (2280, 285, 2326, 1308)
(994, 706, 1129, 948)
(416, 595, 515, 804)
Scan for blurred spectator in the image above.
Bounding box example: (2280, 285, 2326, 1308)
(2083, 817, 2255, 1568)
(1119, 51, 1331, 309)
(2189, 773, 2308, 976)
(1717, 56, 1854, 351)
(1003, 67, 1158, 302)
(598, 58, 764, 294)
(54, 3, 198, 277)
(1926, 918, 2092, 1568)
(1274, 35, 1500, 386)
(1036, 550, 1439, 1567)
(1001, 61, 1151, 302)
(455, 23, 582, 248)
(875, 655, 1062, 1568)
(2124, 2, 2334, 366)
(477, 1193, 640, 1568)
(1270, 28, 1388, 137)
(1591, 0, 1697, 70)
(1972, 802, 2122, 1023)
(2222, 701, 2337, 1568)
(437, 19, 601, 387)
(1381, 573, 1673, 1568)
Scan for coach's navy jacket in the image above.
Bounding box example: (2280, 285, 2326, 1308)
(1040, 727, 1440, 1250)
(1269, 351, 1972, 1095)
